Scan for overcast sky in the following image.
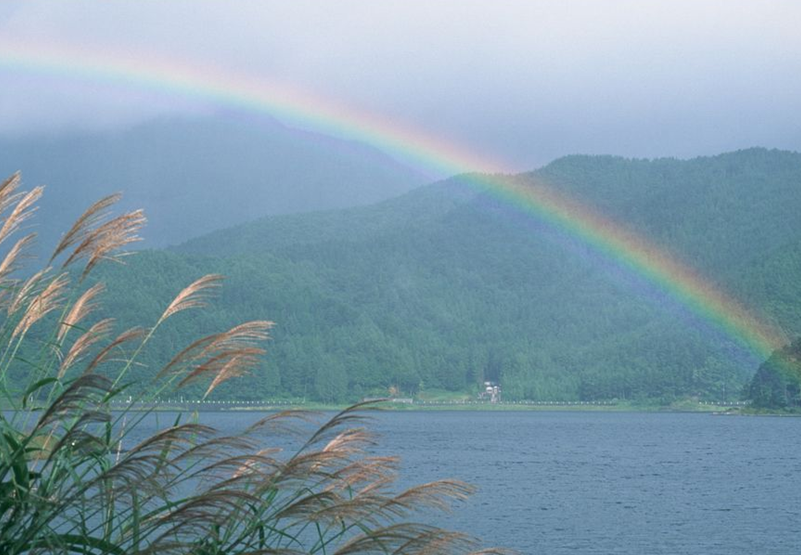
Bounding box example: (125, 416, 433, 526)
(1, 0, 800, 171)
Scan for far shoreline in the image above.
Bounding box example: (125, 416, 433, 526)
(13, 400, 795, 416)
(104, 399, 757, 414)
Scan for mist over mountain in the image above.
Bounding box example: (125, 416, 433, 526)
(80, 148, 801, 402)
(0, 115, 426, 255)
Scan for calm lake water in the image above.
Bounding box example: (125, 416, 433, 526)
(133, 411, 801, 554)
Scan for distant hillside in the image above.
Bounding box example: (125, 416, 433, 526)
(535, 149, 801, 277)
(0, 115, 425, 253)
(732, 237, 801, 334)
(82, 149, 801, 403)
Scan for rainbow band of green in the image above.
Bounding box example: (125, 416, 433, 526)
(0, 39, 786, 360)
(477, 175, 785, 361)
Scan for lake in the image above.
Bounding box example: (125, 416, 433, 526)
(131, 410, 801, 554)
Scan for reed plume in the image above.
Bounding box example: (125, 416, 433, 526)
(58, 281, 105, 342)
(158, 273, 224, 323)
(61, 207, 146, 279)
(0, 233, 35, 286)
(58, 317, 115, 377)
(0, 185, 42, 246)
(51, 193, 122, 263)
(11, 271, 69, 338)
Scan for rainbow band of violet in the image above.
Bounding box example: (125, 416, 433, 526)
(0, 39, 786, 363)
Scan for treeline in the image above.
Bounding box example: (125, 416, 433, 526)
(747, 338, 801, 409)
(79, 149, 801, 403)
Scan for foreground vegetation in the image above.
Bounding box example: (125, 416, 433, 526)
(0, 173, 505, 554)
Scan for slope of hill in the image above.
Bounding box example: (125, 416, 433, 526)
(75, 148, 801, 403)
(534, 148, 801, 277)
(732, 238, 801, 334)
(0, 115, 426, 253)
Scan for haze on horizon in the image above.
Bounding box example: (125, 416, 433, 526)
(1, 0, 800, 173)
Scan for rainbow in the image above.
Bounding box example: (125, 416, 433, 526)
(0, 39, 787, 361)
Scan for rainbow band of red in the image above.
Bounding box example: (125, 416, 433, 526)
(0, 40, 786, 360)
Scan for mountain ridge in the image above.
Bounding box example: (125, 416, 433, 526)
(76, 147, 801, 403)
(0, 115, 427, 256)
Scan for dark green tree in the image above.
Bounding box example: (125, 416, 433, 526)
(747, 338, 801, 408)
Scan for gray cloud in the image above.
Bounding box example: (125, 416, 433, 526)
(1, 0, 800, 171)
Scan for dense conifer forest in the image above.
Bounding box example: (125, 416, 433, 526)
(78, 149, 801, 403)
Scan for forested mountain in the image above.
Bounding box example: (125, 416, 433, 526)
(74, 149, 801, 403)
(0, 115, 425, 254)
(534, 148, 801, 277)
